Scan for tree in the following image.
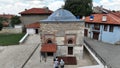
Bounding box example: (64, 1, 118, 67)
(11, 16, 21, 27)
(0, 23, 3, 31)
(0, 17, 8, 31)
(64, 0, 93, 18)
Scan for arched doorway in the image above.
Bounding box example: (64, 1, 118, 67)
(68, 39, 73, 44)
(46, 39, 54, 56)
(47, 39, 53, 44)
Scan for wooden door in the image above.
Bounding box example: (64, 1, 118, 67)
(68, 47, 73, 55)
(84, 29, 88, 37)
(35, 29, 38, 34)
(93, 32, 99, 40)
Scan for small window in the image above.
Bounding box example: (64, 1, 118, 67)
(109, 25, 114, 32)
(85, 23, 87, 27)
(94, 24, 100, 30)
(68, 39, 73, 44)
(47, 39, 52, 44)
(88, 24, 90, 28)
(104, 25, 108, 31)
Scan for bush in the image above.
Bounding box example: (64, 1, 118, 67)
(0, 23, 3, 31)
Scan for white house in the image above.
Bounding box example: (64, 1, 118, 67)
(26, 22, 40, 34)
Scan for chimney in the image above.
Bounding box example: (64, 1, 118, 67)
(43, 6, 49, 12)
(102, 15, 107, 22)
(25, 9, 27, 11)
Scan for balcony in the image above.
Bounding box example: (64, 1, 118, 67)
(91, 27, 100, 32)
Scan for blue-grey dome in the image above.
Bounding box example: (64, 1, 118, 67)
(41, 8, 80, 22)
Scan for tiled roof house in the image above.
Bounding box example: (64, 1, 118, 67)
(25, 22, 40, 34)
(85, 12, 120, 44)
(0, 14, 14, 19)
(19, 8, 53, 25)
(0, 14, 15, 27)
(19, 8, 52, 15)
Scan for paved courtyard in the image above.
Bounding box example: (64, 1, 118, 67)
(24, 46, 96, 68)
(0, 34, 40, 68)
(24, 43, 96, 68)
(0, 35, 97, 68)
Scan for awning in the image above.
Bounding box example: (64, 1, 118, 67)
(41, 44, 57, 52)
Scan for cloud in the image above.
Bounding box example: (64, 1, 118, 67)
(93, 0, 120, 10)
(0, 0, 64, 15)
(0, 0, 119, 15)
(48, 1, 65, 11)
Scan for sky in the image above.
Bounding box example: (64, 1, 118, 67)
(0, 0, 120, 15)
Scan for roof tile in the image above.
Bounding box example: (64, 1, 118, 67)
(41, 44, 57, 52)
(19, 8, 52, 15)
(0, 14, 15, 19)
(85, 13, 120, 25)
(26, 22, 40, 28)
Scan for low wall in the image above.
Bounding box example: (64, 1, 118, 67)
(19, 33, 29, 44)
(0, 28, 22, 33)
(81, 41, 105, 68)
(78, 65, 104, 68)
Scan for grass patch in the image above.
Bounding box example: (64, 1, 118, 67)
(0, 33, 25, 46)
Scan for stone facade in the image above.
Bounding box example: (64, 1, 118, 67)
(40, 9, 85, 60)
(40, 21, 84, 59)
(40, 22, 84, 45)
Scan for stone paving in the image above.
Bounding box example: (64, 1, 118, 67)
(0, 34, 97, 68)
(0, 34, 40, 68)
(24, 43, 95, 68)
(84, 38, 120, 68)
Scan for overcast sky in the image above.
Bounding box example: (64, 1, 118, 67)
(0, 0, 120, 15)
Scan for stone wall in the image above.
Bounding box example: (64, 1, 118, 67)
(41, 22, 84, 34)
(74, 46, 83, 60)
(40, 22, 84, 45)
(40, 21, 84, 58)
(0, 28, 22, 33)
(56, 45, 83, 60)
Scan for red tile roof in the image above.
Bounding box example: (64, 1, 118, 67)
(41, 44, 57, 52)
(0, 14, 15, 19)
(111, 12, 120, 18)
(19, 8, 53, 15)
(85, 13, 120, 25)
(26, 22, 40, 28)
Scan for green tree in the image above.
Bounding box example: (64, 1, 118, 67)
(11, 16, 21, 27)
(64, 0, 93, 18)
(0, 17, 8, 23)
(0, 17, 8, 31)
(0, 23, 3, 31)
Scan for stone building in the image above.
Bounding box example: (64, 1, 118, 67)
(40, 8, 84, 61)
